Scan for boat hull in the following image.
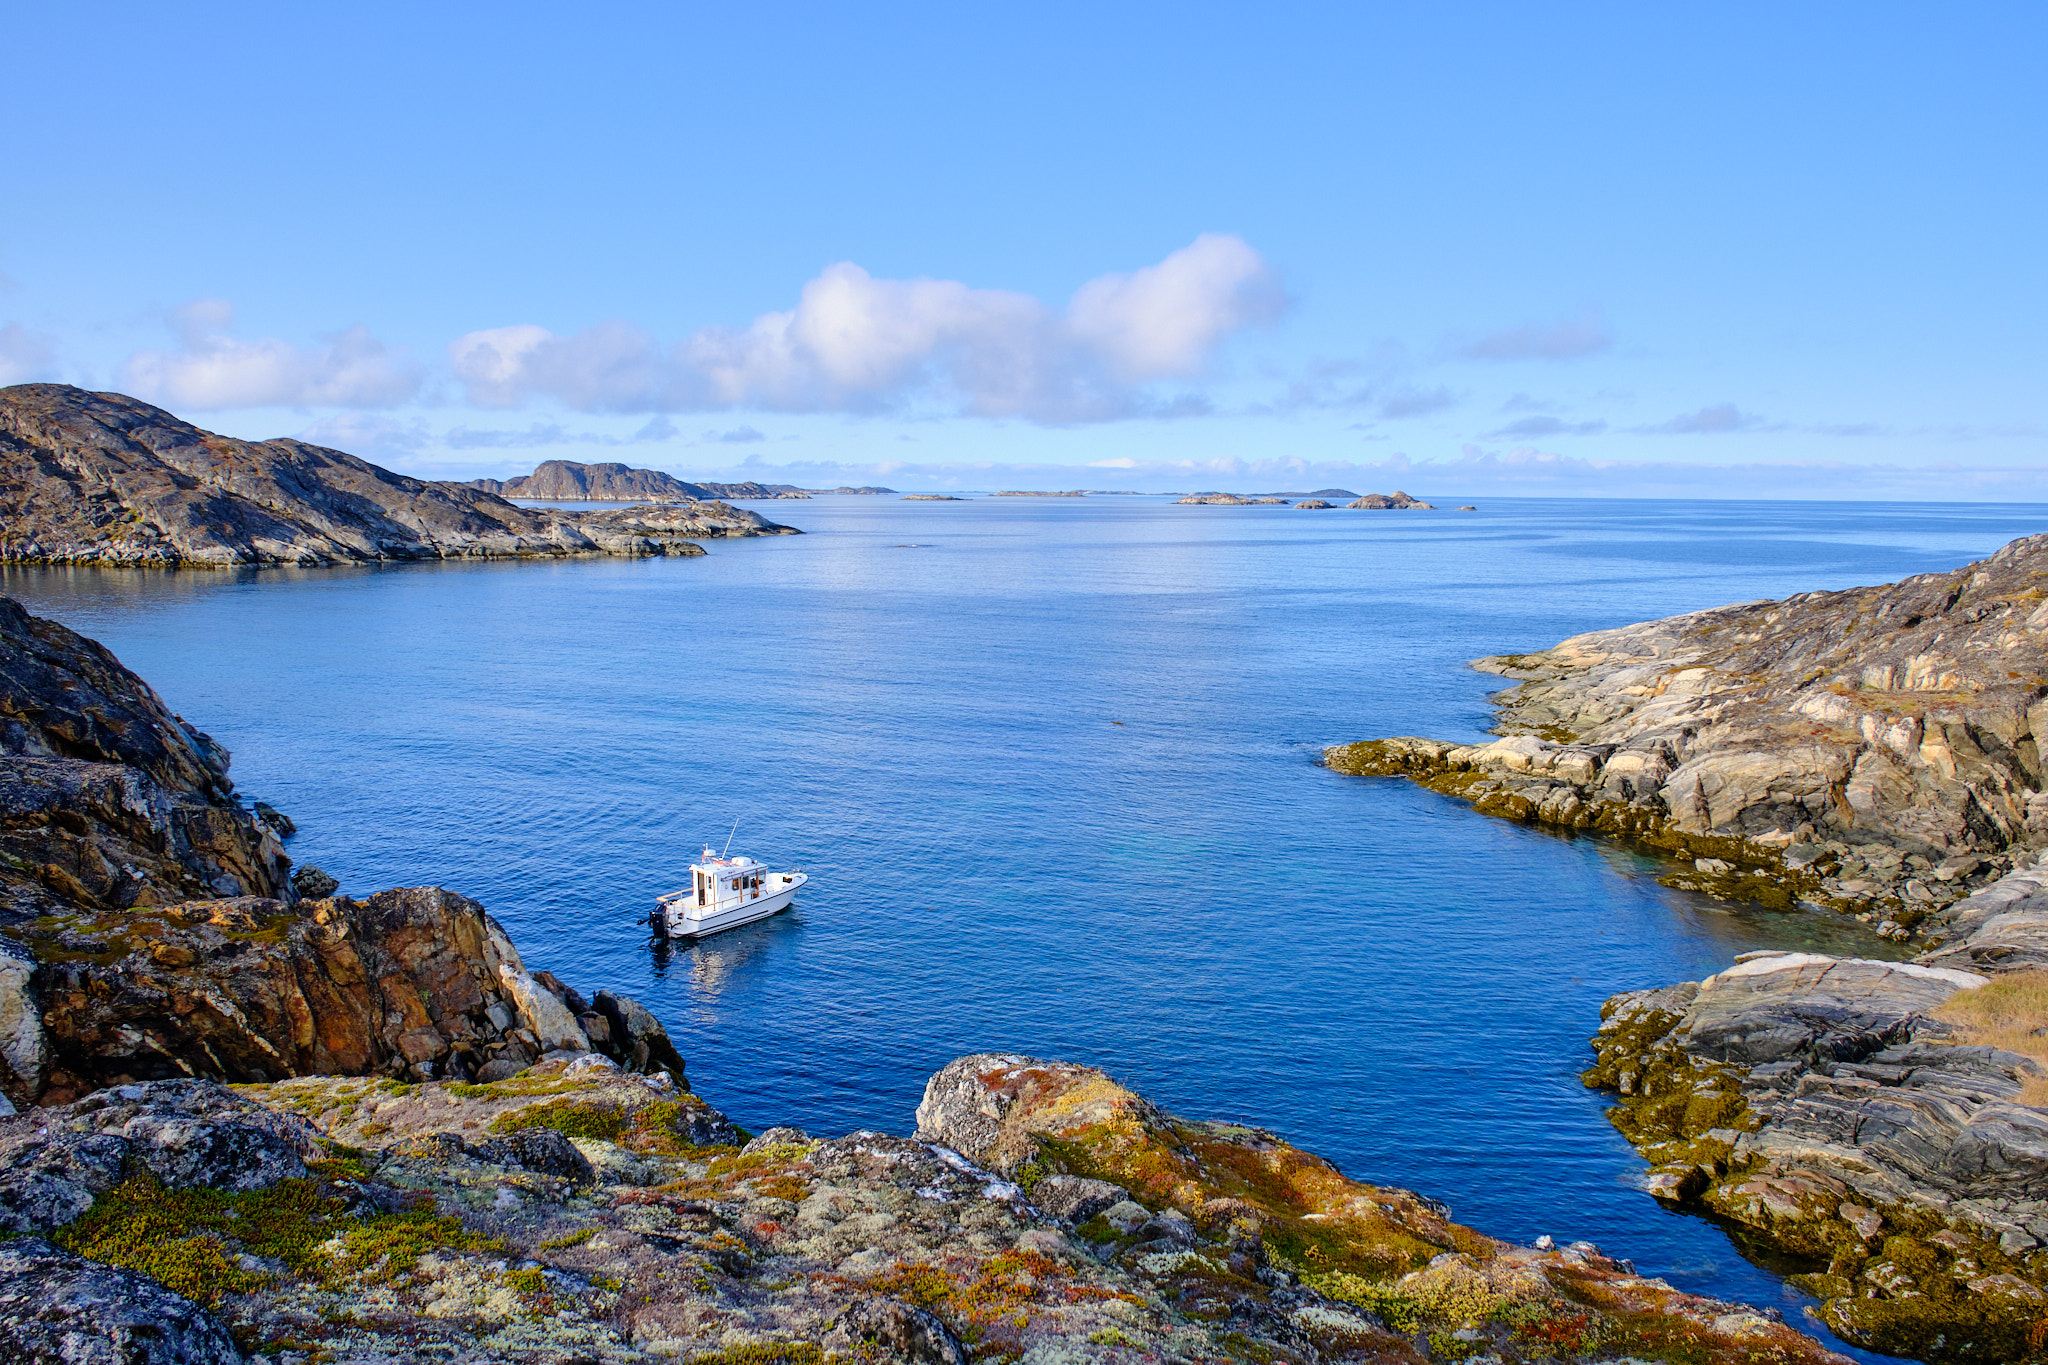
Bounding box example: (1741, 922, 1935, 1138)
(654, 872, 805, 940)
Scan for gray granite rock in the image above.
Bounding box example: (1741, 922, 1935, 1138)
(0, 1237, 242, 1364)
(1330, 533, 2048, 931)
(1030, 1173, 1128, 1225)
(0, 1079, 318, 1234)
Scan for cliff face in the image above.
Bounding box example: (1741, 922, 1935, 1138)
(0, 594, 290, 928)
(12, 886, 686, 1105)
(474, 460, 810, 501)
(1330, 532, 2048, 935)
(0, 386, 798, 567)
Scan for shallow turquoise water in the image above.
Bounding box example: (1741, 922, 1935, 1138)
(9, 496, 2046, 1362)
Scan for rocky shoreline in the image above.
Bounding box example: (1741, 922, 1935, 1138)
(0, 601, 1875, 1360)
(1579, 872, 2048, 1362)
(1329, 531, 2048, 1362)
(0, 386, 799, 568)
(1328, 532, 2048, 940)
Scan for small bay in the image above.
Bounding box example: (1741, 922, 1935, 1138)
(8, 495, 2043, 1362)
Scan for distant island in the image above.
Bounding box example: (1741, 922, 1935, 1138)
(901, 494, 965, 501)
(472, 460, 812, 501)
(1175, 489, 1437, 509)
(992, 489, 1087, 497)
(0, 385, 800, 568)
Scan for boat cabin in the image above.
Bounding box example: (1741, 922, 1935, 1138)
(690, 850, 769, 912)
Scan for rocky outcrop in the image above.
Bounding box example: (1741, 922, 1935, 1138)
(0, 385, 799, 567)
(0, 595, 295, 1106)
(0, 1078, 319, 1232)
(571, 500, 799, 552)
(0, 1239, 244, 1365)
(1347, 490, 1434, 509)
(11, 885, 689, 1104)
(0, 593, 686, 1114)
(1583, 869, 2048, 1360)
(901, 493, 964, 501)
(0, 592, 291, 914)
(1329, 532, 2048, 937)
(471, 462, 806, 505)
(0, 1052, 1855, 1365)
(474, 460, 810, 501)
(1294, 498, 1334, 509)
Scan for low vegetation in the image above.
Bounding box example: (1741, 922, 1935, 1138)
(1933, 968, 2048, 1105)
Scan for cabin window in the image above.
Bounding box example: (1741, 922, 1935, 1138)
(696, 871, 706, 906)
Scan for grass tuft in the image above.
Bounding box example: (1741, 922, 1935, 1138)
(1933, 969, 2048, 1105)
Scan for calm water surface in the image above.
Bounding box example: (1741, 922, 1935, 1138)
(11, 496, 2047, 1363)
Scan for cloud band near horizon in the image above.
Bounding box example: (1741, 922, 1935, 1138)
(446, 233, 1284, 423)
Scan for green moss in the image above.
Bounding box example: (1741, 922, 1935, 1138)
(53, 1174, 504, 1304)
(490, 1099, 625, 1141)
(538, 1227, 595, 1250)
(684, 1344, 823, 1365)
(504, 1267, 547, 1296)
(1306, 1271, 1425, 1331)
(1818, 1294, 2042, 1365)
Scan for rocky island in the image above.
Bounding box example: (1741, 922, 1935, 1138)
(1330, 531, 2048, 1361)
(0, 386, 799, 568)
(1346, 492, 1434, 510)
(0, 601, 1869, 1359)
(471, 462, 812, 502)
(1174, 491, 1436, 508)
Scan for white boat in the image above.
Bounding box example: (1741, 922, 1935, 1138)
(652, 847, 806, 939)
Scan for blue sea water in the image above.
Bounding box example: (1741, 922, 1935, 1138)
(8, 495, 2047, 1363)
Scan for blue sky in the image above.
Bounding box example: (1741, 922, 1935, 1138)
(2, 3, 2042, 496)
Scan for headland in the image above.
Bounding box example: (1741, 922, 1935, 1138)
(0, 386, 799, 568)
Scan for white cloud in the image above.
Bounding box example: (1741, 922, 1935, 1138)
(449, 235, 1283, 423)
(121, 300, 422, 410)
(1066, 234, 1287, 380)
(0, 323, 57, 385)
(1457, 310, 1611, 361)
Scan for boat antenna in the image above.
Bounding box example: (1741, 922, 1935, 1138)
(722, 814, 741, 858)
